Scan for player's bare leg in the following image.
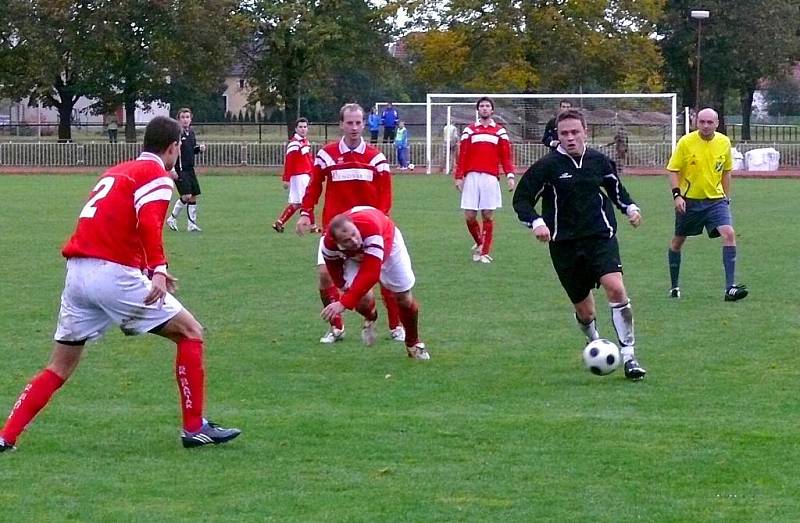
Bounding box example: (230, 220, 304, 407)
(380, 284, 404, 341)
(464, 210, 482, 261)
(355, 292, 378, 346)
(318, 265, 344, 343)
(155, 309, 241, 447)
(394, 289, 429, 360)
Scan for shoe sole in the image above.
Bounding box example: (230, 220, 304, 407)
(724, 291, 749, 302)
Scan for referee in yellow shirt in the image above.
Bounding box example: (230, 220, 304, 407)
(666, 108, 748, 301)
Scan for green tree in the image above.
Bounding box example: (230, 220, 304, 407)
(243, 0, 407, 135)
(87, 0, 247, 142)
(402, 0, 664, 94)
(0, 1, 103, 141)
(660, 0, 800, 138)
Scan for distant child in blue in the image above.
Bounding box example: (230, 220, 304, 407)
(368, 107, 381, 144)
(395, 120, 410, 170)
(381, 102, 399, 143)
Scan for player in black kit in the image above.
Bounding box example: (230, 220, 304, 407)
(514, 109, 646, 380)
(167, 108, 206, 232)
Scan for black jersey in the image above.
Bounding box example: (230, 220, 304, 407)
(513, 147, 638, 241)
(175, 127, 202, 172)
(541, 117, 558, 150)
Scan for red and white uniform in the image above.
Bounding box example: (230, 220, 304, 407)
(322, 207, 414, 310)
(55, 153, 182, 342)
(300, 137, 392, 228)
(455, 121, 516, 210)
(282, 132, 314, 204)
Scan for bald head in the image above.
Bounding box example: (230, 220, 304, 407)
(697, 108, 719, 139)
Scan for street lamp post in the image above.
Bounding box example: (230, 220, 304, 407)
(691, 10, 710, 117)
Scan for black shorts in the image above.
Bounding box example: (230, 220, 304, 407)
(549, 237, 623, 304)
(175, 168, 201, 196)
(674, 198, 731, 238)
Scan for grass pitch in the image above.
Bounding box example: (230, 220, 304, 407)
(0, 173, 799, 522)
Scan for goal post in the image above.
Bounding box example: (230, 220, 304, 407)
(425, 93, 678, 174)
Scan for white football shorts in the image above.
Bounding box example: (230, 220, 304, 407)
(460, 171, 502, 211)
(343, 227, 415, 293)
(288, 174, 311, 204)
(54, 258, 183, 343)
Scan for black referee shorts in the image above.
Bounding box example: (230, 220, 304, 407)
(175, 168, 201, 196)
(549, 237, 623, 304)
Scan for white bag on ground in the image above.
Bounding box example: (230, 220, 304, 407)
(745, 147, 780, 171)
(731, 147, 744, 171)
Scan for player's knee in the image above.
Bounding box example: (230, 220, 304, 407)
(719, 226, 736, 243)
(574, 304, 595, 323)
(394, 290, 413, 307)
(670, 237, 685, 251)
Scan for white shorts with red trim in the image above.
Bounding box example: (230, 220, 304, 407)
(460, 171, 502, 211)
(343, 227, 415, 293)
(54, 258, 183, 343)
(288, 174, 311, 204)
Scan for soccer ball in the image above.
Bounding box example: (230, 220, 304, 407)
(408, 163, 415, 170)
(582, 339, 621, 376)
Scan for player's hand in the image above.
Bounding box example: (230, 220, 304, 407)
(169, 168, 179, 180)
(549, 140, 559, 148)
(282, 181, 289, 190)
(507, 176, 516, 192)
(674, 196, 686, 214)
(321, 301, 346, 322)
(144, 272, 176, 307)
(532, 224, 551, 242)
(199, 144, 206, 153)
(455, 179, 464, 192)
(296, 215, 314, 236)
(628, 210, 642, 228)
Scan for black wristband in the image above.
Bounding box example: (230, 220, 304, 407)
(672, 188, 682, 199)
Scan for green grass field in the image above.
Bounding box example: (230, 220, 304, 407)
(1, 173, 799, 522)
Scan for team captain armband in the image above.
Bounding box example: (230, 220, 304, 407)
(672, 188, 682, 199)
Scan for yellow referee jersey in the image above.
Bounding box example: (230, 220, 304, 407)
(666, 131, 733, 199)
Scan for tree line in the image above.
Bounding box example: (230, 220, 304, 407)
(1, 0, 798, 142)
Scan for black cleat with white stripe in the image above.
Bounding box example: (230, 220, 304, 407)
(624, 359, 647, 381)
(181, 421, 241, 448)
(0, 437, 16, 453)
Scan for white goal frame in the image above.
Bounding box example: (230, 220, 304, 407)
(425, 92, 678, 174)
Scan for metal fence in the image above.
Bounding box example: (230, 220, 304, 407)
(1, 141, 799, 169)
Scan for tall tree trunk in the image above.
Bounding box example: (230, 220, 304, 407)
(124, 97, 137, 142)
(740, 86, 755, 141)
(54, 88, 76, 142)
(713, 87, 727, 135)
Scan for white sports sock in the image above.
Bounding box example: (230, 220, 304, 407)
(187, 202, 198, 224)
(609, 300, 635, 361)
(574, 314, 599, 341)
(171, 199, 186, 218)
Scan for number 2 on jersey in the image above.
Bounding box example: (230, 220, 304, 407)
(79, 177, 115, 218)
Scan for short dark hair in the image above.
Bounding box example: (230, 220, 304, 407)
(555, 109, 586, 130)
(559, 100, 572, 107)
(177, 107, 192, 117)
(328, 213, 354, 236)
(143, 116, 181, 154)
(476, 96, 494, 110)
(296, 117, 309, 127)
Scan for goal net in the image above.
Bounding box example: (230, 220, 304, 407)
(424, 93, 678, 174)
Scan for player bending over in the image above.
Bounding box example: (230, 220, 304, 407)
(320, 207, 430, 360)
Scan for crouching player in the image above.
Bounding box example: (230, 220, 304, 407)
(320, 207, 430, 360)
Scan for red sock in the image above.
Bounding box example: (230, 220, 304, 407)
(320, 286, 344, 330)
(399, 299, 420, 348)
(1, 368, 65, 445)
(481, 219, 494, 255)
(380, 285, 400, 329)
(176, 338, 205, 433)
(277, 203, 300, 225)
(466, 218, 482, 245)
(356, 294, 378, 322)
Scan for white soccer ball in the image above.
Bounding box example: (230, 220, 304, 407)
(408, 163, 415, 170)
(582, 339, 621, 376)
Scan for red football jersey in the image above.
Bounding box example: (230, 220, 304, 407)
(61, 153, 175, 273)
(321, 206, 395, 309)
(282, 133, 314, 182)
(455, 121, 516, 179)
(300, 138, 392, 227)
